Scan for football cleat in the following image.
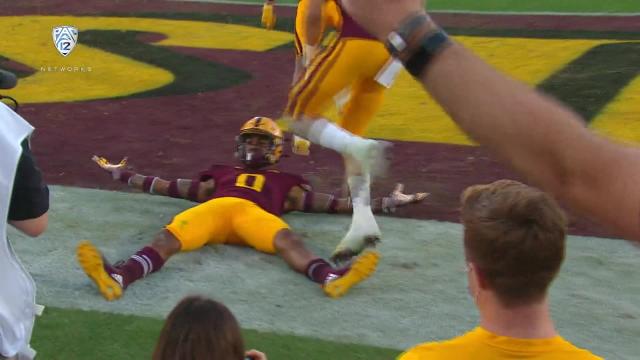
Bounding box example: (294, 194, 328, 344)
(331, 207, 381, 263)
(76, 241, 124, 301)
(323, 249, 380, 298)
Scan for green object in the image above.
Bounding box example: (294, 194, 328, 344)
(31, 307, 400, 360)
(213, 0, 640, 13)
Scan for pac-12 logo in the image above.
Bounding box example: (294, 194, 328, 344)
(52, 26, 78, 57)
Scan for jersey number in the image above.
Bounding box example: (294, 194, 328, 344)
(235, 174, 266, 192)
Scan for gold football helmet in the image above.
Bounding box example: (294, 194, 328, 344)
(236, 116, 284, 167)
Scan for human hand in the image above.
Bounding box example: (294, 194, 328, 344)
(381, 183, 428, 213)
(339, 0, 426, 40)
(91, 155, 128, 180)
(245, 349, 268, 360)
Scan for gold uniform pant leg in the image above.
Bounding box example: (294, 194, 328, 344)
(230, 201, 290, 254)
(165, 198, 235, 252)
(325, 0, 342, 29)
(295, 0, 322, 49)
(287, 39, 366, 119)
(295, 0, 342, 51)
(338, 77, 386, 136)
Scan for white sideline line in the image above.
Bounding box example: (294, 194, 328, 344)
(168, 0, 640, 16)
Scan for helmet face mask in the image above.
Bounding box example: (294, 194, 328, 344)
(235, 117, 283, 168)
(236, 133, 275, 168)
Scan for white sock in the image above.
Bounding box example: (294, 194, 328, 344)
(292, 118, 362, 154)
(347, 174, 380, 237)
(348, 174, 372, 208)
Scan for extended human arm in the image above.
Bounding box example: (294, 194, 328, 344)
(8, 138, 49, 237)
(286, 183, 427, 214)
(341, 0, 640, 239)
(421, 42, 640, 239)
(92, 156, 215, 203)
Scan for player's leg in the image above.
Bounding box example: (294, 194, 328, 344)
(292, 1, 312, 86)
(339, 78, 386, 137)
(273, 229, 380, 298)
(76, 230, 177, 301)
(291, 0, 342, 154)
(333, 78, 388, 261)
(77, 199, 230, 301)
(285, 39, 389, 178)
(296, 0, 324, 47)
(232, 203, 380, 298)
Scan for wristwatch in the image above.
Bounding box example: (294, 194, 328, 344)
(385, 13, 451, 77)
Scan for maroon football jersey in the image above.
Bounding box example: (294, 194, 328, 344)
(198, 165, 309, 216)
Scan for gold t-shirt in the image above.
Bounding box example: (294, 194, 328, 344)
(398, 327, 602, 360)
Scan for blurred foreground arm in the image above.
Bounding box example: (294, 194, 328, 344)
(8, 139, 49, 237)
(342, 0, 640, 240)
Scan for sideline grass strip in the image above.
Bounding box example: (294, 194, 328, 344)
(32, 306, 401, 360)
(177, 0, 640, 14)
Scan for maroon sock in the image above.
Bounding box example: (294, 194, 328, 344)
(305, 258, 349, 284)
(114, 247, 165, 288)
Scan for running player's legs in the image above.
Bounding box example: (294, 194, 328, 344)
(287, 39, 357, 119)
(337, 77, 386, 195)
(286, 40, 392, 263)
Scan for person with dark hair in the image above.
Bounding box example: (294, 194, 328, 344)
(398, 180, 601, 359)
(336, 0, 640, 242)
(153, 295, 267, 360)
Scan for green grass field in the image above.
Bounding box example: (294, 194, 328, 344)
(208, 0, 640, 13)
(33, 307, 400, 360)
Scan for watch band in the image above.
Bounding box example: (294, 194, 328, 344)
(386, 13, 451, 77)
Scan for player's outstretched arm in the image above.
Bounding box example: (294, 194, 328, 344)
(287, 183, 427, 214)
(91, 155, 215, 202)
(374, 183, 428, 214)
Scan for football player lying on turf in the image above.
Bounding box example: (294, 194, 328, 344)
(77, 116, 427, 301)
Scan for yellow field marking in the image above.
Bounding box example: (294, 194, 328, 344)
(367, 37, 634, 145)
(0, 16, 637, 146)
(0, 16, 291, 103)
(590, 76, 640, 144)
